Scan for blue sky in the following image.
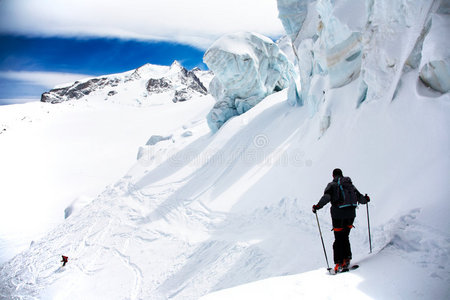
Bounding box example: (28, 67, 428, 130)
(0, 36, 207, 104)
(0, 0, 284, 105)
(0, 35, 208, 74)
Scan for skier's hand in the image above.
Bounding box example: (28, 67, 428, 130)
(312, 205, 318, 214)
(364, 194, 370, 203)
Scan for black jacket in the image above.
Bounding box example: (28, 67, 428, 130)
(315, 176, 363, 219)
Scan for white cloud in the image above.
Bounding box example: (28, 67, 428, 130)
(0, 98, 40, 105)
(0, 0, 285, 49)
(0, 71, 93, 88)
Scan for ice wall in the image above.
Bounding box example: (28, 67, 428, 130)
(419, 10, 450, 94)
(277, 0, 447, 115)
(420, 60, 450, 93)
(277, 0, 366, 112)
(203, 32, 295, 132)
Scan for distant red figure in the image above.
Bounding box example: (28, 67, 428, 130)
(61, 255, 68, 267)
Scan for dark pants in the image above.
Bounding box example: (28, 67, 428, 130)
(332, 217, 354, 264)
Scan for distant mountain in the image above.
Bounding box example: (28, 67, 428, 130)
(41, 61, 213, 104)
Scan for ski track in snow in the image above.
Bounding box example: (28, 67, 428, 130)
(4, 174, 448, 299)
(0, 163, 320, 299)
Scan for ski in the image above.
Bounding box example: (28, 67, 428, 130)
(329, 264, 359, 275)
(342, 264, 359, 272)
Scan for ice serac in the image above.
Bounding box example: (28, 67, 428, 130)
(277, 0, 441, 116)
(277, 0, 364, 110)
(203, 32, 295, 132)
(418, 9, 450, 94)
(420, 60, 450, 93)
(361, 0, 437, 102)
(277, 0, 311, 41)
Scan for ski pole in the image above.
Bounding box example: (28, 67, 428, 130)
(314, 212, 331, 272)
(366, 203, 372, 253)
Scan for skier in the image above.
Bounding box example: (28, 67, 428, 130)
(61, 255, 68, 267)
(312, 168, 370, 273)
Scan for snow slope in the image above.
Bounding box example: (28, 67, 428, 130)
(1, 66, 449, 299)
(0, 64, 214, 264)
(201, 249, 445, 300)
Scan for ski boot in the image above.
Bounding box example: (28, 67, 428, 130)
(342, 258, 351, 270)
(334, 263, 343, 273)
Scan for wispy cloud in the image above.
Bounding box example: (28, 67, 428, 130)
(0, 71, 92, 88)
(0, 98, 40, 105)
(0, 0, 285, 49)
(0, 71, 94, 104)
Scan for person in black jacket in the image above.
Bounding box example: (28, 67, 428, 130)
(312, 168, 370, 272)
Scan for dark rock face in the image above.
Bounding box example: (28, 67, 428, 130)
(146, 78, 172, 93)
(145, 66, 208, 102)
(41, 77, 120, 103)
(171, 67, 208, 102)
(173, 90, 190, 102)
(180, 67, 208, 95)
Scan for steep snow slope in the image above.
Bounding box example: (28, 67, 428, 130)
(1, 65, 449, 299)
(0, 63, 214, 264)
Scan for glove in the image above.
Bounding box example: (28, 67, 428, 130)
(312, 205, 318, 214)
(364, 194, 370, 203)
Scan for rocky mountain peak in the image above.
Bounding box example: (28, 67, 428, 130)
(40, 62, 210, 104)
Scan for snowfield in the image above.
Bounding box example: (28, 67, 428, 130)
(0, 65, 214, 264)
(1, 0, 450, 298)
(1, 69, 449, 298)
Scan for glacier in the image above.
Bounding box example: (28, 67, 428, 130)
(277, 0, 446, 122)
(203, 32, 295, 132)
(277, 0, 366, 112)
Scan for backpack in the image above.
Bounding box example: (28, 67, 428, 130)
(336, 177, 358, 208)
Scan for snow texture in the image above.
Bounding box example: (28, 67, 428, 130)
(1, 70, 449, 299)
(203, 32, 295, 132)
(0, 1, 450, 300)
(146, 135, 173, 146)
